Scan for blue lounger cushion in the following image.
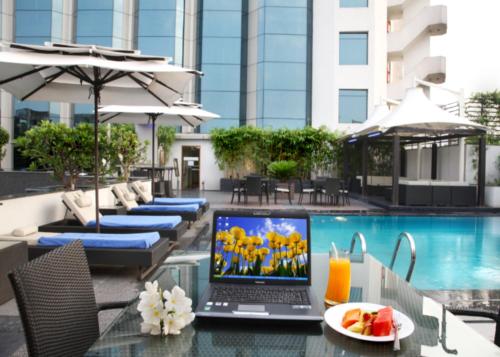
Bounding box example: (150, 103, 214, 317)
(38, 232, 160, 249)
(152, 197, 207, 206)
(86, 215, 182, 229)
(131, 204, 199, 213)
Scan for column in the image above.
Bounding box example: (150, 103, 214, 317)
(477, 135, 486, 206)
(361, 139, 368, 196)
(392, 135, 400, 205)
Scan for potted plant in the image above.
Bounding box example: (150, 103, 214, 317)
(110, 124, 149, 182)
(156, 126, 176, 167)
(267, 160, 297, 199)
(0, 126, 9, 171)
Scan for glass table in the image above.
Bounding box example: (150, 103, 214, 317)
(85, 254, 500, 356)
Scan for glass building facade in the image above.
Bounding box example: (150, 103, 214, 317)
(14, 0, 61, 169)
(196, 0, 246, 133)
(255, 0, 312, 129)
(136, 0, 185, 64)
(76, 0, 114, 47)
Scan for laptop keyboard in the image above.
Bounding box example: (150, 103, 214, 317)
(210, 286, 310, 305)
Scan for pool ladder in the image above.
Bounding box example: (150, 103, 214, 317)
(349, 232, 367, 256)
(349, 231, 416, 283)
(389, 232, 416, 283)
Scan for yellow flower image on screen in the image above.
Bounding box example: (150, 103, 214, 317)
(213, 226, 308, 278)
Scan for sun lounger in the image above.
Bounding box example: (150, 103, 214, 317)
(111, 184, 202, 224)
(3, 227, 176, 279)
(130, 181, 210, 212)
(38, 191, 188, 241)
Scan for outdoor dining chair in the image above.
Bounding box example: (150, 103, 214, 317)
(322, 178, 341, 205)
(297, 178, 314, 204)
(273, 180, 293, 205)
(244, 176, 267, 205)
(8, 240, 128, 357)
(230, 177, 246, 204)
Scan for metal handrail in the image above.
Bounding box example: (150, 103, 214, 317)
(389, 232, 416, 282)
(349, 232, 367, 256)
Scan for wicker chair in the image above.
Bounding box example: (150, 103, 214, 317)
(8, 240, 128, 357)
(447, 307, 499, 347)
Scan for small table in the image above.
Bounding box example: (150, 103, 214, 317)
(85, 253, 499, 356)
(98, 205, 127, 215)
(0, 240, 28, 304)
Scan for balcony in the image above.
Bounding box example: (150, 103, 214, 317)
(388, 5, 447, 58)
(388, 56, 446, 99)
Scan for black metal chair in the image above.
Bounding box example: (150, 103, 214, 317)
(297, 178, 314, 205)
(339, 178, 351, 206)
(230, 178, 245, 204)
(447, 307, 499, 347)
(244, 176, 266, 205)
(274, 180, 293, 205)
(8, 240, 128, 357)
(322, 178, 340, 205)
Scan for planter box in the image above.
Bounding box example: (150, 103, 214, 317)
(485, 186, 500, 207)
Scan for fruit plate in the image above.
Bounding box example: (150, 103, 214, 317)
(324, 302, 415, 342)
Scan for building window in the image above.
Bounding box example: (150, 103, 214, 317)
(339, 32, 368, 65)
(339, 89, 368, 123)
(340, 0, 368, 8)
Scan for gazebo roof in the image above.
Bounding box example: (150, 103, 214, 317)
(359, 88, 487, 139)
(348, 104, 391, 138)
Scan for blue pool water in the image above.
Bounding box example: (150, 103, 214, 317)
(311, 215, 500, 290)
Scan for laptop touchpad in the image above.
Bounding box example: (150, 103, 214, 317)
(238, 304, 265, 312)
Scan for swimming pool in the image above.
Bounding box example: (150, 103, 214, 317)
(311, 215, 500, 290)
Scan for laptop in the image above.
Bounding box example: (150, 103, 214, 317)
(195, 210, 323, 321)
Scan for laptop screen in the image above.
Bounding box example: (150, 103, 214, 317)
(210, 211, 310, 285)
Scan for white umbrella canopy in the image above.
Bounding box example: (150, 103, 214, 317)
(369, 88, 487, 137)
(0, 42, 201, 231)
(99, 104, 220, 127)
(348, 104, 391, 138)
(98, 103, 219, 197)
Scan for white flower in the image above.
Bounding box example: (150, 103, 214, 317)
(163, 286, 192, 313)
(162, 312, 186, 335)
(137, 283, 195, 336)
(137, 280, 164, 335)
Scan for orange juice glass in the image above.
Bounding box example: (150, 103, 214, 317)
(324, 249, 351, 305)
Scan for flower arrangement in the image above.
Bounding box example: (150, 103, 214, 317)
(137, 281, 195, 336)
(214, 226, 308, 278)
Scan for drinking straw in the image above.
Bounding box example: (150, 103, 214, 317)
(331, 241, 339, 260)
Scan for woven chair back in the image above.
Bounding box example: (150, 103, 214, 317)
(9, 240, 99, 357)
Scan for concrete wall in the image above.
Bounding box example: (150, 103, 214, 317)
(0, 182, 142, 235)
(405, 144, 500, 184)
(135, 129, 224, 191)
(312, 0, 387, 133)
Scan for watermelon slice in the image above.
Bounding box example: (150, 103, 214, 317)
(372, 306, 393, 336)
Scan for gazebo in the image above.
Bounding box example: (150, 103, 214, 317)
(345, 87, 488, 207)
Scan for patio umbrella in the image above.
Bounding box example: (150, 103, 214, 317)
(99, 103, 219, 198)
(0, 42, 200, 231)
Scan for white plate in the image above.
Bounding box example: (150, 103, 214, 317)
(324, 302, 415, 342)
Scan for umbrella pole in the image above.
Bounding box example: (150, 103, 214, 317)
(93, 81, 101, 233)
(151, 115, 157, 203)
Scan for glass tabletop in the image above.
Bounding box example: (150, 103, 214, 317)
(85, 254, 500, 356)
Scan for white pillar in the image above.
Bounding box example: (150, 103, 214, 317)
(416, 144, 422, 180)
(458, 138, 466, 182)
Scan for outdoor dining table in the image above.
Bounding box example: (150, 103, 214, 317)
(85, 253, 499, 356)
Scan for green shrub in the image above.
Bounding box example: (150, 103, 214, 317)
(267, 160, 297, 181)
(0, 126, 9, 167)
(156, 126, 176, 164)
